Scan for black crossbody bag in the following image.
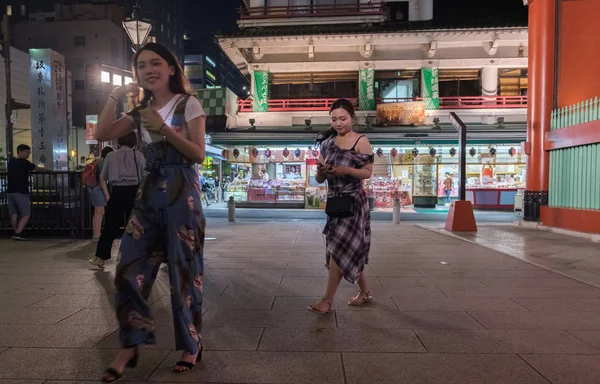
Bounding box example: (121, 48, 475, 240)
(325, 195, 355, 218)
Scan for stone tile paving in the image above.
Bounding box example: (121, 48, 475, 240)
(0, 219, 599, 383)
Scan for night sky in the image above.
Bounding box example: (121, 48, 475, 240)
(185, 0, 527, 37)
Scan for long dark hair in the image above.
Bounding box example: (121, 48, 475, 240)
(132, 42, 190, 109)
(314, 98, 356, 147)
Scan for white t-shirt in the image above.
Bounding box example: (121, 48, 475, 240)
(127, 94, 205, 144)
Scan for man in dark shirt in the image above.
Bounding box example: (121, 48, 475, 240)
(7, 144, 51, 240)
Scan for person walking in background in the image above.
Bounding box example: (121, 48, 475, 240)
(443, 173, 454, 206)
(94, 42, 207, 382)
(6, 144, 52, 240)
(199, 172, 210, 206)
(89, 132, 145, 269)
(84, 146, 114, 240)
(308, 99, 375, 314)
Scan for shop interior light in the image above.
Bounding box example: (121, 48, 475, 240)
(100, 71, 111, 83)
(113, 74, 123, 86)
(124, 76, 133, 85)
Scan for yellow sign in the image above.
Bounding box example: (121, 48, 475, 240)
(376, 101, 426, 126)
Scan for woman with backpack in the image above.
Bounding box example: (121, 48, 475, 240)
(85, 146, 114, 239)
(89, 132, 145, 269)
(94, 42, 208, 382)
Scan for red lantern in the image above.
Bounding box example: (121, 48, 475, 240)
(282, 148, 290, 158)
(390, 148, 398, 158)
(509, 147, 516, 157)
(312, 149, 319, 158)
(221, 149, 229, 158)
(265, 149, 272, 158)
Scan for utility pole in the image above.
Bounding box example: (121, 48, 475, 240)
(1, 11, 13, 163)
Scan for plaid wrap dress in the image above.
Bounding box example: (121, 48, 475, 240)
(321, 136, 374, 284)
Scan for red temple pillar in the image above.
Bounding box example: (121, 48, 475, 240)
(526, 0, 556, 191)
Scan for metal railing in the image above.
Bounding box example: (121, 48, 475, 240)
(237, 96, 528, 112)
(239, 2, 385, 20)
(0, 171, 95, 237)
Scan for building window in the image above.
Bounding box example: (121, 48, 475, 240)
(124, 76, 133, 85)
(74, 58, 85, 69)
(100, 71, 111, 83)
(438, 69, 481, 97)
(375, 70, 420, 101)
(205, 70, 217, 82)
(387, 1, 409, 22)
(499, 69, 528, 96)
(20, 5, 26, 16)
(270, 72, 358, 99)
(74, 36, 86, 46)
(74, 80, 85, 90)
(113, 74, 122, 86)
(206, 56, 216, 68)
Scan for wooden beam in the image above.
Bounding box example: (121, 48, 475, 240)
(545, 120, 600, 151)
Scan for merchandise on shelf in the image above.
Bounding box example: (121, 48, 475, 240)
(364, 178, 412, 207)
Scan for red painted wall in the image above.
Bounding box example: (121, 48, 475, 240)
(557, 0, 600, 108)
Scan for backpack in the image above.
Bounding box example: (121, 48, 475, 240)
(82, 161, 99, 188)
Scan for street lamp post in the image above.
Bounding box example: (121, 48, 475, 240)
(2, 7, 13, 164)
(122, 2, 152, 53)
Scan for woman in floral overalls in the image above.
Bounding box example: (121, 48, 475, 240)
(95, 43, 207, 382)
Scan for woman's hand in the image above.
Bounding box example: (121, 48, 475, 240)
(317, 163, 331, 176)
(327, 166, 353, 177)
(139, 107, 168, 133)
(110, 83, 140, 100)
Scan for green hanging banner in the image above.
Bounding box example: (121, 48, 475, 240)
(359, 68, 375, 111)
(253, 70, 269, 112)
(421, 67, 440, 110)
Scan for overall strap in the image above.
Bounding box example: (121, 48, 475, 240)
(350, 135, 366, 151)
(172, 94, 191, 123)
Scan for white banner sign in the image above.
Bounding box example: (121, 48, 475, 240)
(29, 49, 68, 170)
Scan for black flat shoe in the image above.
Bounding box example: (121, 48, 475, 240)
(102, 347, 139, 383)
(173, 343, 202, 373)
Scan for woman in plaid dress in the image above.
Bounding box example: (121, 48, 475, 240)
(308, 99, 375, 315)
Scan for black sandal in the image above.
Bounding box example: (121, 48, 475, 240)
(102, 347, 139, 383)
(173, 343, 203, 373)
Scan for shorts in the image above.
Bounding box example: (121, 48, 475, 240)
(7, 193, 31, 217)
(88, 187, 107, 207)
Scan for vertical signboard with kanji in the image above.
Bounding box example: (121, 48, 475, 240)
(29, 49, 68, 170)
(86, 115, 98, 144)
(359, 68, 375, 110)
(252, 70, 269, 112)
(421, 67, 440, 110)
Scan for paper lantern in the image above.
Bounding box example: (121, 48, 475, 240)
(233, 149, 240, 158)
(376, 148, 383, 157)
(469, 147, 477, 157)
(264, 149, 272, 158)
(312, 149, 319, 158)
(509, 147, 516, 157)
(294, 148, 301, 158)
(449, 148, 456, 157)
(390, 148, 398, 158)
(221, 149, 229, 158)
(429, 147, 437, 157)
(282, 148, 290, 158)
(252, 148, 259, 158)
(489, 147, 497, 156)
(412, 148, 419, 157)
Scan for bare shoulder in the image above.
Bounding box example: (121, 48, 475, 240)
(355, 135, 373, 155)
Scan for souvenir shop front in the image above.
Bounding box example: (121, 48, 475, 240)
(221, 147, 323, 209)
(218, 143, 526, 211)
(367, 144, 526, 210)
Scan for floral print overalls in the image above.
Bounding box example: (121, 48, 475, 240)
(115, 95, 205, 356)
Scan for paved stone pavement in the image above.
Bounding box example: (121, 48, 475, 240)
(1, 219, 600, 383)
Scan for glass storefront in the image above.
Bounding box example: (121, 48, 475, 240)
(219, 144, 526, 211)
